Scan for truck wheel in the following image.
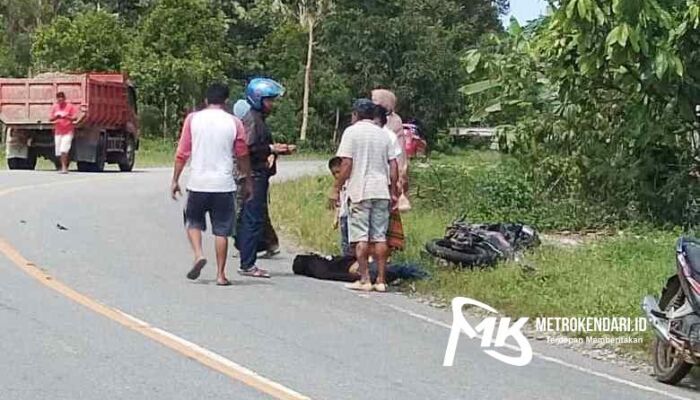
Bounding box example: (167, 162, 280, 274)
(78, 136, 106, 172)
(118, 135, 136, 172)
(8, 158, 28, 170)
(26, 151, 37, 170)
(7, 151, 37, 170)
(77, 162, 92, 172)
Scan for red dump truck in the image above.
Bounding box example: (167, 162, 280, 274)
(0, 72, 139, 171)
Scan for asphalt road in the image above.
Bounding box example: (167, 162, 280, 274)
(0, 161, 699, 400)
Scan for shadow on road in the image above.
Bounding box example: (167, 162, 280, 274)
(190, 279, 273, 286)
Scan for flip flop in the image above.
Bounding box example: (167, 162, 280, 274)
(237, 266, 271, 278)
(259, 249, 281, 259)
(345, 280, 373, 292)
(186, 258, 207, 280)
(216, 279, 233, 286)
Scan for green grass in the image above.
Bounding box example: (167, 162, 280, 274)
(134, 137, 330, 168)
(136, 137, 178, 168)
(0, 136, 176, 170)
(269, 150, 680, 356)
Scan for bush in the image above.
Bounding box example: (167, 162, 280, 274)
(139, 104, 163, 137)
(410, 152, 620, 231)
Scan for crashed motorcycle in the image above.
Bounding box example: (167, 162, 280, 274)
(642, 237, 700, 384)
(425, 218, 540, 267)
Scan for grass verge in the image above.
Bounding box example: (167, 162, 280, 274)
(269, 150, 679, 357)
(134, 137, 331, 168)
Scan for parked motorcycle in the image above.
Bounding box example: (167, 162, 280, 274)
(642, 237, 700, 384)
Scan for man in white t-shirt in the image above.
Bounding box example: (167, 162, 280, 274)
(171, 83, 253, 286)
(330, 99, 399, 292)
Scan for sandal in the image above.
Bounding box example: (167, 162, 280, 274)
(186, 258, 207, 280)
(345, 280, 373, 292)
(258, 249, 281, 259)
(216, 279, 233, 286)
(237, 266, 271, 278)
(373, 283, 388, 293)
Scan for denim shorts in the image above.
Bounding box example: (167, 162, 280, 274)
(183, 191, 235, 237)
(348, 199, 390, 243)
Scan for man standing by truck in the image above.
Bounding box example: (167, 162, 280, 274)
(171, 83, 253, 286)
(49, 92, 78, 174)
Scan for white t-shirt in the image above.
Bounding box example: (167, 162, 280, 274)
(336, 120, 396, 202)
(384, 126, 403, 160)
(176, 108, 244, 192)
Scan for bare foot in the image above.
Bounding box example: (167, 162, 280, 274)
(216, 277, 232, 286)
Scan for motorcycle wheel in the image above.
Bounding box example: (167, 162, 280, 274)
(425, 239, 498, 267)
(652, 280, 692, 385)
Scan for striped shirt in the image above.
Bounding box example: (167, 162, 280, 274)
(336, 120, 397, 202)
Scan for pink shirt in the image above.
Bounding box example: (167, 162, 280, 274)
(50, 103, 78, 135)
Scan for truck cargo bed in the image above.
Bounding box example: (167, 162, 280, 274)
(0, 72, 131, 130)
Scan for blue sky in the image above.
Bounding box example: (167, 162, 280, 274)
(501, 0, 548, 25)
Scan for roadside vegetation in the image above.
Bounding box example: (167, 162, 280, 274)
(270, 150, 683, 355)
(3, 0, 699, 359)
(0, 0, 506, 148)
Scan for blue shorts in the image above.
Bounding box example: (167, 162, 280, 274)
(183, 191, 235, 237)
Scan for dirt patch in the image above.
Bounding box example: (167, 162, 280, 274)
(540, 229, 617, 248)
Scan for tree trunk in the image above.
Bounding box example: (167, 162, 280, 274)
(162, 98, 168, 139)
(332, 107, 340, 144)
(300, 19, 314, 142)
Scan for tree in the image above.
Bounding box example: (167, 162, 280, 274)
(320, 0, 504, 139)
(32, 9, 128, 72)
(235, 0, 334, 141)
(292, 0, 334, 142)
(124, 0, 231, 136)
(0, 0, 82, 75)
(461, 0, 700, 226)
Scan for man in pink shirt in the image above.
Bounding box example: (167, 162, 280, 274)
(171, 83, 253, 286)
(49, 92, 79, 174)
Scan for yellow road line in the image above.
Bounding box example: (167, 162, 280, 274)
(0, 178, 311, 400)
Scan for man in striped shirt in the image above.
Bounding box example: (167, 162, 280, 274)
(330, 99, 399, 292)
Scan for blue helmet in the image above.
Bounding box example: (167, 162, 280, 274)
(232, 99, 250, 118)
(245, 78, 285, 111)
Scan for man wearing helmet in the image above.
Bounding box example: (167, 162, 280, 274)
(236, 78, 294, 278)
(232, 99, 280, 259)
